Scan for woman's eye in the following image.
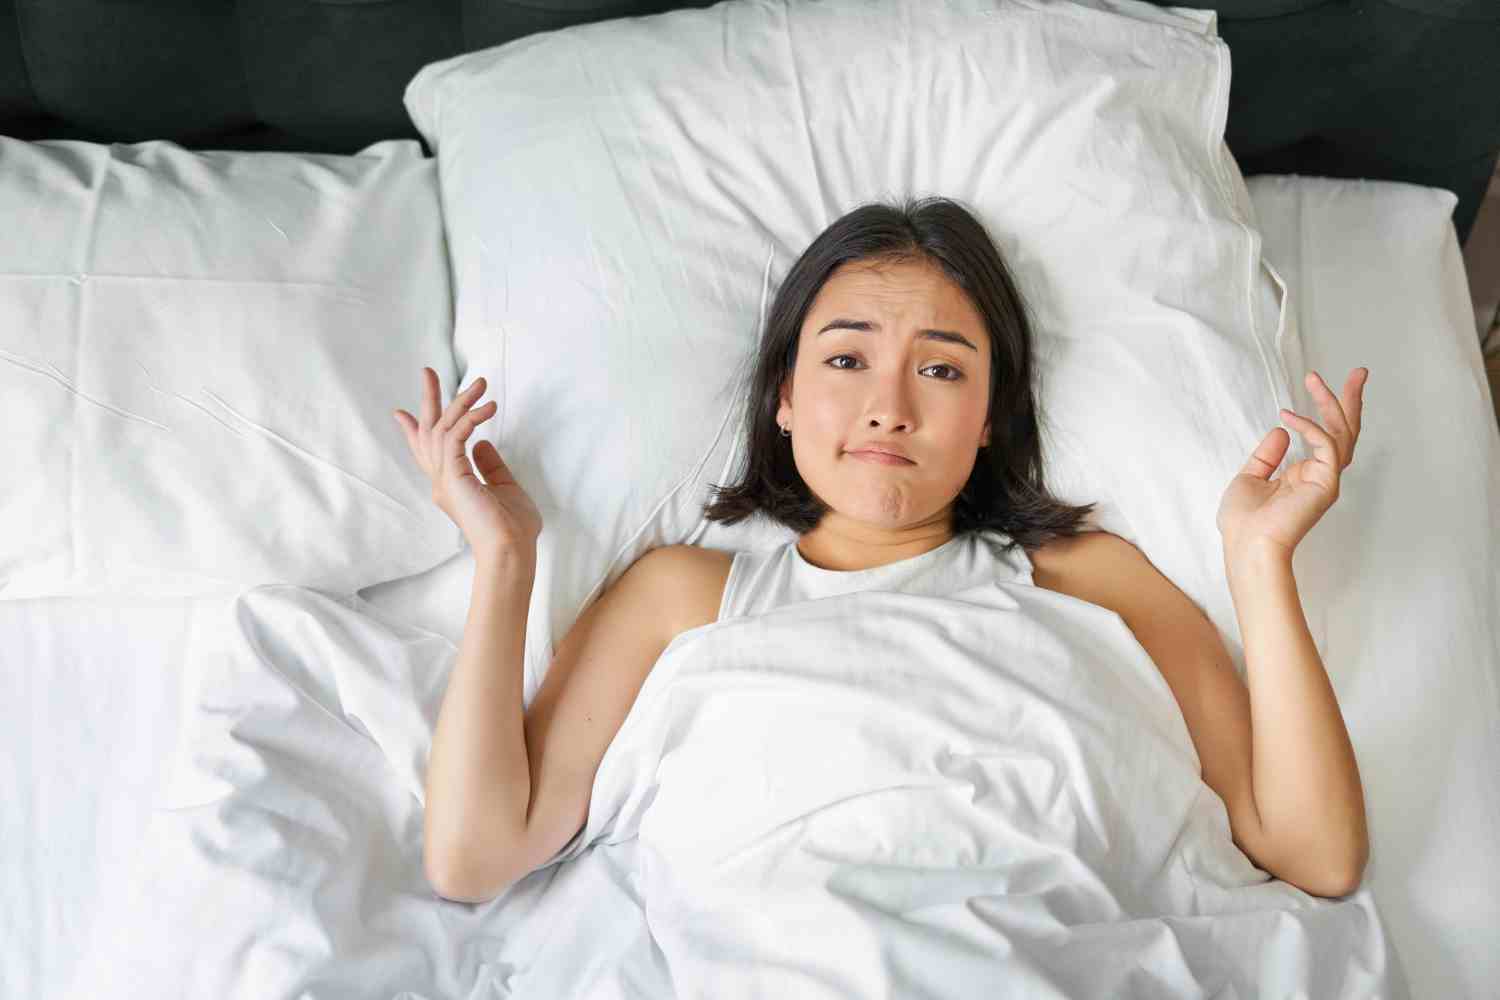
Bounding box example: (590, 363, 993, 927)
(824, 355, 962, 381)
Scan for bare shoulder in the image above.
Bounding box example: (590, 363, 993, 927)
(1028, 529, 1136, 597)
(641, 543, 734, 639)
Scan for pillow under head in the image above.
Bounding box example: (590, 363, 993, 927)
(404, 0, 1292, 697)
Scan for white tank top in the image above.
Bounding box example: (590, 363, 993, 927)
(716, 527, 1036, 622)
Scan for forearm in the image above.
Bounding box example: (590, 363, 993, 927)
(1225, 539, 1369, 893)
(423, 547, 537, 882)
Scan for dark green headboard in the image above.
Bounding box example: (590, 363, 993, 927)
(2, 0, 1496, 244)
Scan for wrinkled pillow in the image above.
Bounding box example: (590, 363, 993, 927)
(404, 0, 1291, 697)
(0, 138, 462, 600)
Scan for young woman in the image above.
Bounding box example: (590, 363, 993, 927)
(395, 196, 1370, 906)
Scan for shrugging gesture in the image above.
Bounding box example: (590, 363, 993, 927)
(393, 367, 543, 558)
(1217, 367, 1369, 558)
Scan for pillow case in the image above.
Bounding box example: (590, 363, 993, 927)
(404, 0, 1293, 698)
(0, 138, 463, 600)
(1244, 173, 1500, 1000)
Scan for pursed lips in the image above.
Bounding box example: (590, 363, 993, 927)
(846, 448, 915, 465)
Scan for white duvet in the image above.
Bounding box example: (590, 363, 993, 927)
(70, 578, 1404, 999)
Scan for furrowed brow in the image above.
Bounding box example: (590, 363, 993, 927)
(815, 317, 977, 352)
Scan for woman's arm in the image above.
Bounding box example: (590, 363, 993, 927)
(423, 547, 537, 894)
(1210, 366, 1372, 895)
(1225, 536, 1368, 895)
(1034, 529, 1367, 897)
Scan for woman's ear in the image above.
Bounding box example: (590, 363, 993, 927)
(981, 421, 991, 448)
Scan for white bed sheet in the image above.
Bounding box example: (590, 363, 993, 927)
(0, 596, 220, 997)
(43, 573, 1400, 998)
(3, 175, 1496, 998)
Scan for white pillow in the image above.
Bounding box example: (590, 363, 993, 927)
(404, 0, 1293, 697)
(0, 138, 463, 600)
(1244, 173, 1500, 1000)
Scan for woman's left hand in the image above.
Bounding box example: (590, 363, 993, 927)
(1217, 367, 1368, 559)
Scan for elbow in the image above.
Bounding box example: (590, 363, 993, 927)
(1325, 818, 1372, 897)
(423, 807, 530, 904)
(425, 848, 510, 905)
(1256, 823, 1369, 899)
(424, 850, 481, 904)
(1330, 837, 1371, 898)
(1300, 864, 1364, 899)
(1296, 840, 1369, 899)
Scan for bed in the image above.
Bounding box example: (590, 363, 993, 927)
(3, 1, 1498, 998)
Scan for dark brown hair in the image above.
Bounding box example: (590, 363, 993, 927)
(701, 194, 1096, 555)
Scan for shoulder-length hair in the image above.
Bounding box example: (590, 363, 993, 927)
(701, 194, 1096, 555)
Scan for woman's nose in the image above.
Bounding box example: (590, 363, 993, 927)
(863, 377, 916, 430)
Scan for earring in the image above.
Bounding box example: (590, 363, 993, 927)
(780, 424, 791, 438)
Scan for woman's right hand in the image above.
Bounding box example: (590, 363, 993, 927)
(393, 367, 543, 559)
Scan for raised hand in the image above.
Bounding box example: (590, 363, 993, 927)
(393, 367, 543, 559)
(1216, 367, 1368, 559)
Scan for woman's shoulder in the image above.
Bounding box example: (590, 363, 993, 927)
(647, 544, 736, 637)
(1027, 529, 1124, 591)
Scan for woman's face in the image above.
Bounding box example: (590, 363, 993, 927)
(777, 257, 992, 534)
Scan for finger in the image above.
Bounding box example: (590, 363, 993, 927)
(472, 439, 514, 486)
(420, 367, 440, 429)
(1345, 367, 1367, 445)
(393, 409, 435, 478)
(1279, 408, 1341, 472)
(443, 399, 495, 482)
(462, 399, 498, 429)
(1239, 425, 1290, 479)
(1304, 371, 1351, 447)
(439, 376, 487, 433)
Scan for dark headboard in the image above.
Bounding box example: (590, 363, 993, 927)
(2, 0, 1497, 245)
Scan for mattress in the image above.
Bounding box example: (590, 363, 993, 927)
(3, 174, 1497, 998)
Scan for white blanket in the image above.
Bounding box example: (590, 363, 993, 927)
(71, 581, 1405, 999)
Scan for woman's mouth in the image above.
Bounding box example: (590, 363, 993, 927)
(847, 450, 915, 466)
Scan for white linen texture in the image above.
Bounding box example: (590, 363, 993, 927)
(0, 137, 462, 601)
(64, 581, 1403, 999)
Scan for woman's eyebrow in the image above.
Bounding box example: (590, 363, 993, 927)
(815, 317, 978, 353)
